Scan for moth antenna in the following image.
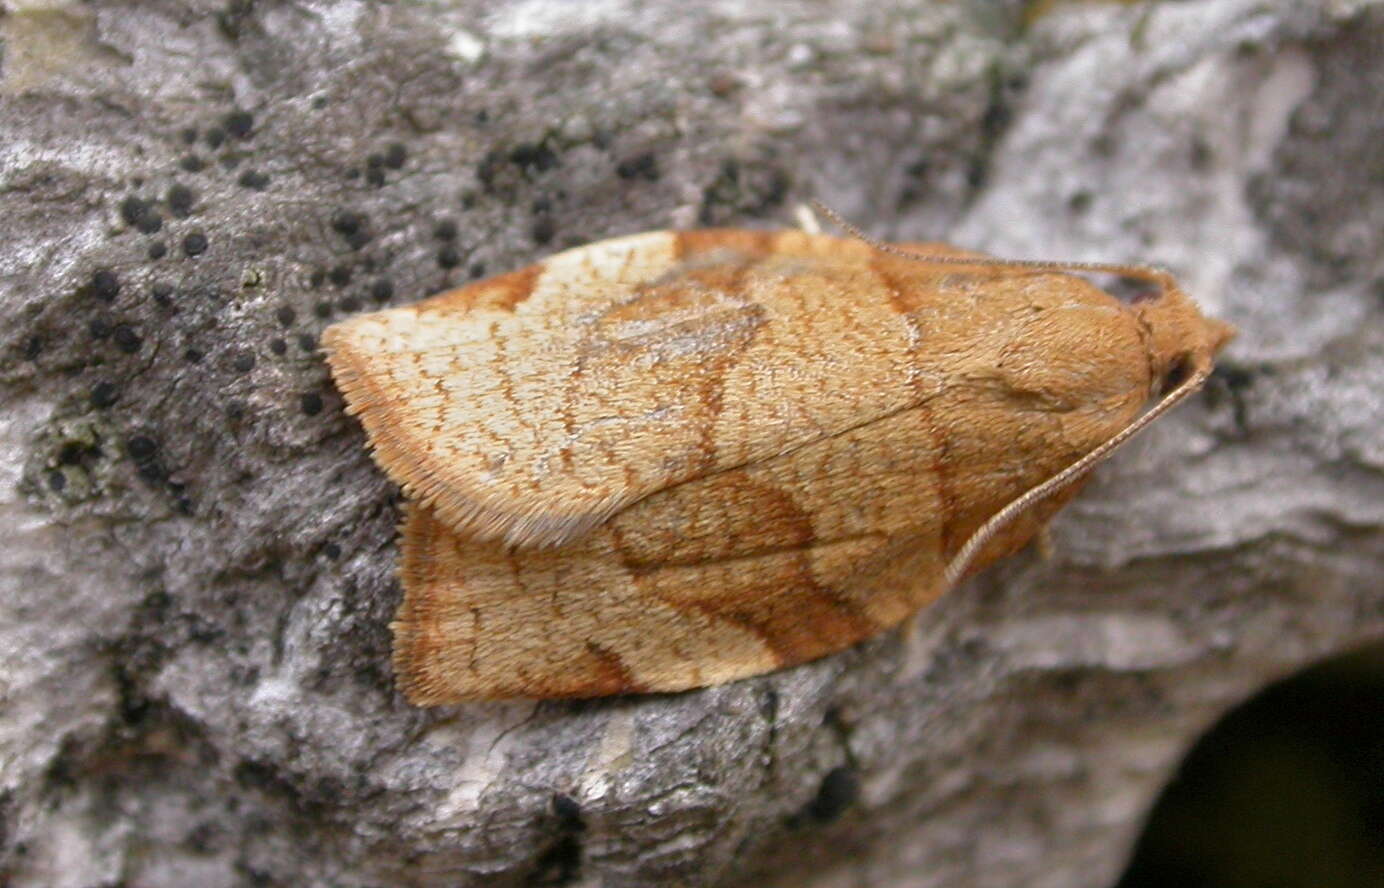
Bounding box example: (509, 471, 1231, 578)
(940, 357, 1214, 590)
(809, 199, 1179, 292)
(810, 200, 875, 244)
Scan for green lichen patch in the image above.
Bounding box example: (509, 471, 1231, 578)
(24, 416, 124, 506)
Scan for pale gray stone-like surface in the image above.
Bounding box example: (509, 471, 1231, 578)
(2, 1, 1382, 886)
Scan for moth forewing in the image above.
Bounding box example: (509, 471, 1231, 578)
(323, 228, 1233, 704)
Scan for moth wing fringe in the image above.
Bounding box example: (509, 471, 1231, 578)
(322, 326, 616, 548)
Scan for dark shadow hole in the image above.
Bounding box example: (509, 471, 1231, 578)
(1119, 641, 1384, 888)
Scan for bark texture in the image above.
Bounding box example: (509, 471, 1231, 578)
(2, 2, 1382, 886)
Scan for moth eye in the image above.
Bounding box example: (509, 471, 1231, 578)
(1161, 355, 1194, 393)
(1102, 275, 1158, 304)
(1125, 283, 1161, 304)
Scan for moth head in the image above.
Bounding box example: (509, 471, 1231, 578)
(1131, 274, 1237, 394)
(939, 264, 1234, 593)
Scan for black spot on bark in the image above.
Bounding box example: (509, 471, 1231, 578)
(217, 0, 257, 41)
(91, 381, 118, 408)
(168, 184, 196, 218)
(1214, 363, 1256, 390)
(699, 156, 790, 224)
(89, 269, 121, 302)
(438, 245, 460, 268)
(148, 241, 168, 260)
(126, 434, 166, 484)
(1206, 361, 1260, 435)
(513, 142, 559, 174)
(370, 279, 393, 302)
(529, 794, 585, 886)
(224, 110, 254, 139)
(531, 216, 555, 246)
(120, 195, 163, 233)
(476, 150, 503, 192)
(552, 794, 585, 832)
(479, 139, 564, 193)
(534, 839, 582, 882)
(275, 306, 296, 326)
(805, 767, 858, 824)
(183, 232, 208, 256)
(1189, 136, 1212, 170)
(185, 821, 221, 855)
(616, 152, 659, 181)
(180, 155, 206, 173)
(58, 441, 89, 465)
(759, 687, 779, 723)
(299, 392, 323, 416)
(113, 324, 142, 354)
(331, 210, 363, 235)
(136, 460, 166, 483)
(331, 209, 371, 250)
(328, 265, 352, 287)
(238, 169, 270, 190)
(126, 435, 157, 461)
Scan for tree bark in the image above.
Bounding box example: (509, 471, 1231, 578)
(2, 2, 1381, 886)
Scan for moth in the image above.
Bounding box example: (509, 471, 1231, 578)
(323, 223, 1234, 704)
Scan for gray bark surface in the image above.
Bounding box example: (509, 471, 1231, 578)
(2, 2, 1382, 886)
